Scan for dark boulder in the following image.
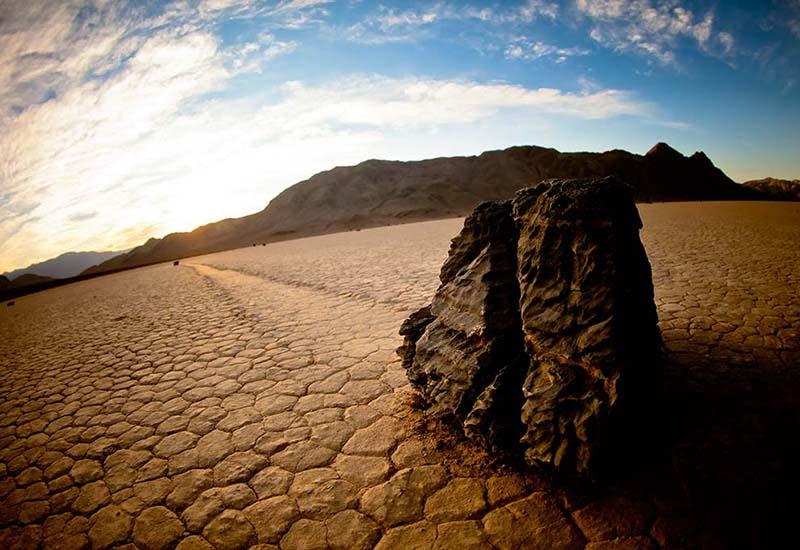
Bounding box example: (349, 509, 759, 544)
(513, 177, 662, 475)
(400, 201, 527, 447)
(399, 177, 662, 476)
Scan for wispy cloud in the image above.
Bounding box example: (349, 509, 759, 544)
(576, 0, 734, 66)
(342, 1, 559, 44)
(228, 32, 298, 72)
(0, 0, 758, 273)
(199, 0, 333, 26)
(505, 38, 590, 63)
(67, 211, 99, 222)
(0, 39, 647, 271)
(0, 0, 332, 271)
(787, 0, 800, 39)
(272, 75, 647, 125)
(341, 0, 738, 65)
(343, 6, 442, 44)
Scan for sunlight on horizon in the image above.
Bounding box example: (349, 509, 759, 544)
(1, 0, 799, 273)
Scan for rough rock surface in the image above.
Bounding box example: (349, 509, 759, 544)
(514, 178, 662, 474)
(399, 177, 662, 475)
(397, 306, 435, 372)
(405, 201, 526, 447)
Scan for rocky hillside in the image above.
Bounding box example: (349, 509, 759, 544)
(1, 273, 60, 300)
(742, 178, 800, 201)
(9, 273, 54, 289)
(86, 142, 760, 275)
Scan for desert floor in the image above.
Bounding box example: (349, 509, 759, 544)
(1, 201, 799, 549)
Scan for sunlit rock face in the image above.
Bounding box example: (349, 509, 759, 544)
(399, 177, 662, 476)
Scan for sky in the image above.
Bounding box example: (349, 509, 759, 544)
(1, 0, 799, 273)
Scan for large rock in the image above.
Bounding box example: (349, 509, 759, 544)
(513, 178, 662, 475)
(399, 177, 662, 476)
(401, 201, 527, 447)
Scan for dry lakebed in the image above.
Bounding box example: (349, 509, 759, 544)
(2, 201, 799, 549)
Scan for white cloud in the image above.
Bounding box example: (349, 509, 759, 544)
(0, 2, 133, 122)
(199, 0, 330, 15)
(718, 31, 734, 55)
(576, 0, 735, 65)
(228, 33, 298, 72)
(273, 0, 333, 12)
(0, 0, 325, 271)
(343, 1, 560, 44)
(0, 0, 662, 273)
(200, 0, 255, 12)
(343, 6, 442, 44)
(506, 38, 590, 63)
(198, 0, 332, 27)
(269, 76, 646, 127)
(517, 0, 560, 22)
(0, 59, 647, 271)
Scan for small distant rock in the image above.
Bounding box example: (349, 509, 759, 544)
(173, 260, 180, 266)
(6, 301, 14, 307)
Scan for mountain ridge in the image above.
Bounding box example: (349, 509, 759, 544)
(9, 273, 54, 289)
(86, 142, 764, 276)
(5, 249, 126, 281)
(742, 177, 800, 201)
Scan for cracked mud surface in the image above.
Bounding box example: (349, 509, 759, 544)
(2, 202, 799, 549)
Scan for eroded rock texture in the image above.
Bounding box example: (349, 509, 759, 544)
(399, 177, 662, 476)
(402, 201, 527, 447)
(514, 178, 662, 475)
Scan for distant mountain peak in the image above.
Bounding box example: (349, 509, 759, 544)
(646, 142, 682, 158)
(4, 249, 126, 281)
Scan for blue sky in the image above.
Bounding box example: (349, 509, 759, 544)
(1, 0, 799, 272)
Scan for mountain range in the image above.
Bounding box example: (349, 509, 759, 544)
(6, 141, 794, 297)
(742, 178, 800, 201)
(85, 142, 763, 276)
(1, 273, 55, 293)
(4, 250, 125, 281)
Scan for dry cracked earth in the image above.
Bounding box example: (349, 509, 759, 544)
(1, 202, 799, 550)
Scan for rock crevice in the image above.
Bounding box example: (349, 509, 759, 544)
(398, 177, 662, 476)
